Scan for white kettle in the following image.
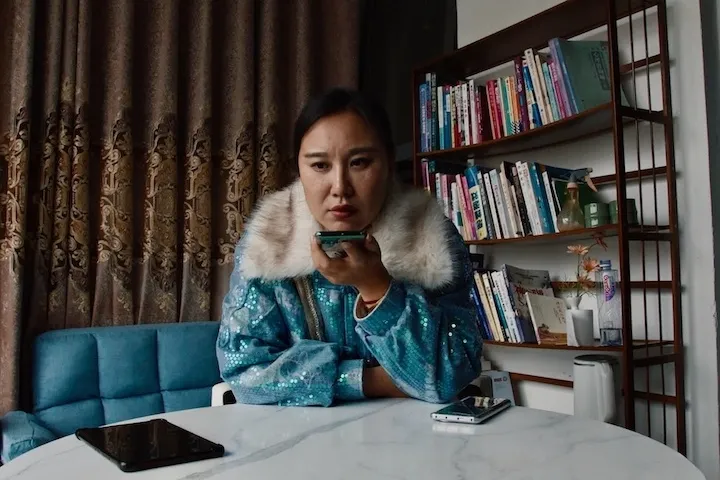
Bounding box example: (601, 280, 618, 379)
(573, 355, 618, 423)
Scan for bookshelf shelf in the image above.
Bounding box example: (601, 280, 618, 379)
(417, 106, 666, 161)
(484, 339, 673, 352)
(463, 224, 670, 246)
(592, 166, 667, 186)
(418, 103, 615, 159)
(619, 54, 661, 75)
(411, 0, 684, 454)
(552, 280, 672, 291)
(464, 224, 613, 245)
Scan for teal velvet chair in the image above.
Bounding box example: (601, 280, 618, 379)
(0, 322, 221, 463)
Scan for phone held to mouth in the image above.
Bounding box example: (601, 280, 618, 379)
(315, 230, 366, 245)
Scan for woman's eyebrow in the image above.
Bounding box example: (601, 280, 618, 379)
(303, 146, 379, 158)
(347, 146, 379, 155)
(303, 151, 329, 158)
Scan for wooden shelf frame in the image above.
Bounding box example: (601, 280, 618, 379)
(484, 339, 672, 352)
(415, 103, 668, 161)
(463, 223, 671, 246)
(509, 373, 680, 408)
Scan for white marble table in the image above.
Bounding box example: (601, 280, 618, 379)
(0, 399, 704, 480)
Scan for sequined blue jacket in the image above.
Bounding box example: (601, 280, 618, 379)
(216, 179, 483, 406)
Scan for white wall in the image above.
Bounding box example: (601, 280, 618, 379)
(699, 0, 720, 466)
(457, 0, 719, 478)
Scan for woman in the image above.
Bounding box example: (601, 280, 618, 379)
(216, 88, 483, 406)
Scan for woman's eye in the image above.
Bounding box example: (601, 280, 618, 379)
(311, 162, 329, 171)
(350, 157, 371, 168)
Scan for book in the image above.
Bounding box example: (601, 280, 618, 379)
(501, 265, 555, 343)
(419, 160, 599, 242)
(525, 292, 568, 345)
(417, 39, 629, 149)
(467, 264, 557, 345)
(551, 38, 630, 112)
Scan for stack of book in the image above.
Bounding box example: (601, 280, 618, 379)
(421, 159, 598, 240)
(418, 38, 627, 152)
(470, 264, 567, 345)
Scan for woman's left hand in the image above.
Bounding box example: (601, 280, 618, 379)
(310, 233, 391, 301)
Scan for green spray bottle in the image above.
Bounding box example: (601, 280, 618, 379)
(556, 168, 598, 232)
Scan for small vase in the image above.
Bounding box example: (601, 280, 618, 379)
(565, 296, 581, 310)
(570, 309, 595, 346)
(564, 296, 594, 346)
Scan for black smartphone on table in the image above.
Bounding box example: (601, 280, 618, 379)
(75, 418, 225, 473)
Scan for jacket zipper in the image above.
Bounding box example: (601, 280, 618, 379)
(302, 276, 325, 342)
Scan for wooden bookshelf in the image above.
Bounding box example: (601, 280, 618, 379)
(416, 104, 663, 161)
(484, 339, 673, 352)
(418, 103, 617, 159)
(465, 224, 615, 246)
(464, 224, 670, 246)
(592, 166, 667, 186)
(410, 0, 685, 454)
(552, 280, 672, 291)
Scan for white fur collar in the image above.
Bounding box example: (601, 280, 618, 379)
(240, 179, 457, 290)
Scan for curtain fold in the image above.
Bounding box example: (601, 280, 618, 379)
(0, 0, 36, 417)
(0, 0, 362, 415)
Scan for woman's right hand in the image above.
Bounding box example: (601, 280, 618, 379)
(310, 234, 391, 301)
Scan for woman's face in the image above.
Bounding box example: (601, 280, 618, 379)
(298, 110, 391, 232)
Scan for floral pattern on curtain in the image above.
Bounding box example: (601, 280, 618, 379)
(0, 0, 361, 415)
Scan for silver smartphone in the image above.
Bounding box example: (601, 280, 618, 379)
(431, 396, 512, 424)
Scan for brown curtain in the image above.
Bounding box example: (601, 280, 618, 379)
(0, 0, 361, 415)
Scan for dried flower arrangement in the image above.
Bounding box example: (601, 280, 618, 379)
(556, 234, 608, 301)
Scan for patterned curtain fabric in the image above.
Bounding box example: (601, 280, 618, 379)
(0, 0, 361, 415)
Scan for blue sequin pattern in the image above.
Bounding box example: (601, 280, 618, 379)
(216, 223, 483, 407)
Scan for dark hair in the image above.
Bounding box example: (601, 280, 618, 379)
(293, 88, 396, 163)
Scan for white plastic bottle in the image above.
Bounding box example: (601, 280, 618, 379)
(597, 260, 622, 346)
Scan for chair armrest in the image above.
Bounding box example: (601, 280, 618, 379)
(211, 382, 235, 406)
(1, 411, 57, 463)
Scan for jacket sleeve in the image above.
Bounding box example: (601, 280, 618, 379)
(216, 243, 365, 407)
(353, 228, 483, 403)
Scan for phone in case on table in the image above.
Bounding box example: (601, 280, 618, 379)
(431, 396, 512, 424)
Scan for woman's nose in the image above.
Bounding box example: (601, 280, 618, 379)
(331, 170, 354, 198)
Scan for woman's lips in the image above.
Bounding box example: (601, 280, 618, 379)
(329, 205, 357, 219)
